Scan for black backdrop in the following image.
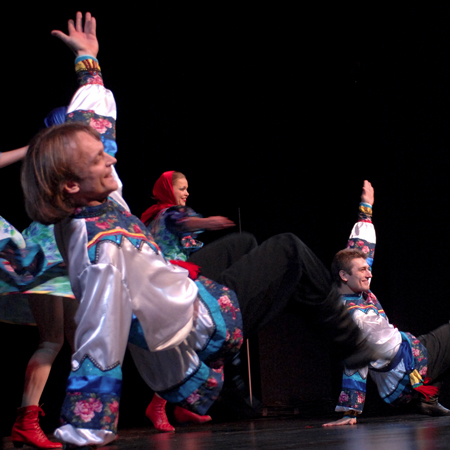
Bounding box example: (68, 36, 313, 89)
(2, 2, 450, 434)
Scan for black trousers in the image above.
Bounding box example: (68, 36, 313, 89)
(215, 233, 330, 335)
(195, 232, 362, 356)
(419, 322, 450, 386)
(188, 232, 258, 281)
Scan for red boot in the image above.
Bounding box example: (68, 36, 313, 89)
(11, 405, 62, 449)
(145, 394, 175, 432)
(173, 406, 212, 424)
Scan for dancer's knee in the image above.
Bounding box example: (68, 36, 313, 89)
(238, 232, 258, 250)
(38, 339, 64, 357)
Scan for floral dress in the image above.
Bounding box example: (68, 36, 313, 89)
(0, 218, 74, 325)
(149, 206, 204, 261)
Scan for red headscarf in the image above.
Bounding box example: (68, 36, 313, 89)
(141, 171, 176, 225)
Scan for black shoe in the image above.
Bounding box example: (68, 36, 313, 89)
(417, 398, 450, 417)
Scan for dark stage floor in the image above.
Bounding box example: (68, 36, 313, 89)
(2, 414, 450, 450)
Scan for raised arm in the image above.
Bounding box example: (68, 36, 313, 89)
(52, 12, 125, 210)
(346, 180, 376, 265)
(0, 146, 28, 169)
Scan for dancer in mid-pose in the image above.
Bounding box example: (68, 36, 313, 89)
(1, 143, 76, 449)
(324, 181, 450, 427)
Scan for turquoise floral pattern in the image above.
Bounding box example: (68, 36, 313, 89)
(0, 218, 74, 325)
(150, 206, 204, 261)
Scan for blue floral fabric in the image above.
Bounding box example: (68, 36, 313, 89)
(60, 356, 121, 433)
(149, 206, 204, 261)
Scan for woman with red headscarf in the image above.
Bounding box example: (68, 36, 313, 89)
(140, 171, 258, 431)
(141, 171, 235, 261)
(142, 171, 259, 283)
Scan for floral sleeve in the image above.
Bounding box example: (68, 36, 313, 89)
(336, 366, 368, 413)
(164, 206, 204, 237)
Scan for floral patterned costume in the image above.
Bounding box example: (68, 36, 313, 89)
(149, 206, 204, 261)
(0, 218, 74, 325)
(336, 203, 449, 415)
(52, 56, 243, 447)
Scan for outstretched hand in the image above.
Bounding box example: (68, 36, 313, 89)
(322, 416, 357, 427)
(51, 12, 98, 58)
(205, 216, 236, 230)
(361, 180, 374, 205)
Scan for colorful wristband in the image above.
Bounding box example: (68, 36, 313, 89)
(75, 54, 99, 64)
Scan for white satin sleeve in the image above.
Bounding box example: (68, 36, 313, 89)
(67, 84, 116, 120)
(352, 309, 402, 368)
(55, 217, 198, 370)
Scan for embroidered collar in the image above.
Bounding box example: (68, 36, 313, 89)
(342, 291, 386, 318)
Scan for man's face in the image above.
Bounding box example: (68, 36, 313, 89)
(66, 131, 118, 206)
(340, 257, 372, 293)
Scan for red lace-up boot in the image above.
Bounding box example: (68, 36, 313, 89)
(11, 405, 62, 449)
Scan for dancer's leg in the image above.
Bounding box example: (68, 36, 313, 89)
(62, 296, 77, 352)
(188, 232, 258, 281)
(217, 233, 367, 364)
(21, 294, 65, 407)
(217, 233, 331, 335)
(12, 294, 66, 449)
(417, 322, 450, 416)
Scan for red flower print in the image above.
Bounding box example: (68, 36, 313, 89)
(232, 328, 243, 344)
(218, 295, 232, 309)
(74, 398, 103, 422)
(109, 400, 119, 414)
(96, 221, 111, 230)
(206, 377, 218, 388)
(89, 117, 112, 134)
